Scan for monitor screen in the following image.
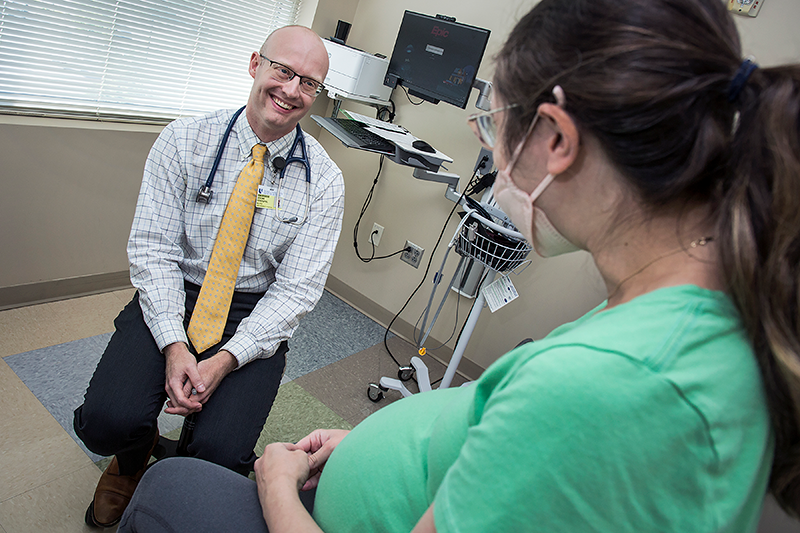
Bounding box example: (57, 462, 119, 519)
(384, 12, 491, 109)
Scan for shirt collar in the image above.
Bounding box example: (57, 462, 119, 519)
(233, 110, 298, 162)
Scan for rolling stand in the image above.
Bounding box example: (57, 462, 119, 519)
(368, 206, 531, 402)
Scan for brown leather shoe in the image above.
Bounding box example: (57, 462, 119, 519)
(85, 432, 159, 528)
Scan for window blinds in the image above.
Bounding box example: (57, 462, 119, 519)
(0, 0, 301, 123)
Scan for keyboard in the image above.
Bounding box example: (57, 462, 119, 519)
(330, 118, 395, 154)
(341, 110, 407, 134)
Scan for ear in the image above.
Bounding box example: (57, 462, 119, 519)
(248, 52, 260, 80)
(537, 103, 580, 176)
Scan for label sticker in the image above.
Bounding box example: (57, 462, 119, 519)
(481, 275, 519, 313)
(425, 44, 444, 56)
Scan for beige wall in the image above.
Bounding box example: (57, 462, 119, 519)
(1, 0, 798, 374)
(733, 0, 800, 66)
(314, 0, 800, 371)
(318, 0, 608, 371)
(0, 118, 159, 289)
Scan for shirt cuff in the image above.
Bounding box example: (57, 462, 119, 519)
(149, 316, 189, 353)
(222, 332, 262, 368)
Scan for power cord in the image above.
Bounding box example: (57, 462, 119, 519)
(426, 268, 489, 388)
(352, 157, 412, 263)
(413, 264, 465, 351)
(400, 86, 425, 106)
(381, 162, 487, 366)
(376, 99, 396, 123)
(381, 195, 461, 366)
(352, 109, 413, 263)
(466, 169, 496, 196)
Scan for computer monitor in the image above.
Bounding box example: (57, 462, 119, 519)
(384, 11, 491, 109)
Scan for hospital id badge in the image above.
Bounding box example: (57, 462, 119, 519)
(256, 185, 278, 209)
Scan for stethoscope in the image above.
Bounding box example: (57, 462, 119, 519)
(196, 105, 311, 225)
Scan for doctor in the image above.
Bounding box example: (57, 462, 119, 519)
(73, 25, 345, 528)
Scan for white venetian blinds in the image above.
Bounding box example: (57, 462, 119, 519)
(0, 0, 301, 123)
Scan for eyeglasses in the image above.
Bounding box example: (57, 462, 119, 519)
(259, 54, 325, 97)
(467, 104, 519, 149)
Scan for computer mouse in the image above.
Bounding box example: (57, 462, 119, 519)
(412, 139, 436, 153)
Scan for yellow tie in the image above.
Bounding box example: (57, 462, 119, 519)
(187, 144, 267, 353)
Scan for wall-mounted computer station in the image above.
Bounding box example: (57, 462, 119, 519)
(313, 10, 493, 196)
(314, 11, 532, 401)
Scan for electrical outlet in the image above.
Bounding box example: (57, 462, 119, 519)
(727, 0, 763, 17)
(401, 241, 424, 268)
(370, 223, 384, 246)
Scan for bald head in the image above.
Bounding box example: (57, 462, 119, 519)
(261, 26, 329, 82)
(246, 25, 329, 142)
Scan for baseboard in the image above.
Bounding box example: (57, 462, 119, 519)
(0, 272, 485, 379)
(0, 271, 133, 311)
(324, 275, 485, 381)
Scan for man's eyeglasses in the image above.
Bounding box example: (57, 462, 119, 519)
(259, 54, 325, 97)
(467, 104, 519, 149)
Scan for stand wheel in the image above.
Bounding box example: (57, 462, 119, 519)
(367, 383, 385, 402)
(398, 366, 414, 382)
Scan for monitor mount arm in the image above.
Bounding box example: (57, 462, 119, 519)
(411, 81, 493, 196)
(472, 78, 492, 111)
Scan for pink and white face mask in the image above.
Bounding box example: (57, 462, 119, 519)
(492, 86, 580, 258)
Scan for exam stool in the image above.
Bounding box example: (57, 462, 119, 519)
(152, 413, 196, 461)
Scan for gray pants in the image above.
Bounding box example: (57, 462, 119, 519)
(118, 457, 316, 532)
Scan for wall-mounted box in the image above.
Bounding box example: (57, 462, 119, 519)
(323, 39, 393, 102)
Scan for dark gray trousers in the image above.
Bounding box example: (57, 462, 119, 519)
(118, 457, 316, 532)
(73, 282, 287, 474)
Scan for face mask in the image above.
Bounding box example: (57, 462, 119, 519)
(492, 86, 580, 258)
(494, 168, 579, 257)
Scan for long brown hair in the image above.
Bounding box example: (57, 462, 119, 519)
(495, 0, 800, 515)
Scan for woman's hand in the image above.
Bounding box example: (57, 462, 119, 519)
(255, 443, 324, 533)
(256, 442, 311, 492)
(295, 429, 350, 490)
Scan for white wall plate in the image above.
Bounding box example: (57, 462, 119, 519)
(727, 0, 763, 18)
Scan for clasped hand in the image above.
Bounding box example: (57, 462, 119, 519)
(256, 429, 350, 492)
(163, 342, 237, 416)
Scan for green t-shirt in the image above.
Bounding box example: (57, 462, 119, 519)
(313, 286, 773, 532)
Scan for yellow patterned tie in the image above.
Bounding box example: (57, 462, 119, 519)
(187, 144, 267, 353)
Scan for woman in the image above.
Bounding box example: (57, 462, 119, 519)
(119, 0, 800, 531)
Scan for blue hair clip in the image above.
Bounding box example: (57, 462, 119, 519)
(728, 58, 758, 102)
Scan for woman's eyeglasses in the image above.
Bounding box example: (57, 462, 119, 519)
(467, 104, 519, 149)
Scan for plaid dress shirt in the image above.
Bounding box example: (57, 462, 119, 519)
(128, 108, 345, 367)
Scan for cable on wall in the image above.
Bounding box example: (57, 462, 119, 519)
(381, 161, 488, 367)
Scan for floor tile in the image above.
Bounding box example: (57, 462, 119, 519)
(110, 288, 136, 308)
(0, 290, 131, 358)
(284, 290, 389, 380)
(0, 304, 55, 359)
(0, 360, 93, 502)
(42, 293, 126, 349)
(254, 381, 353, 454)
(295, 337, 467, 427)
(0, 463, 111, 533)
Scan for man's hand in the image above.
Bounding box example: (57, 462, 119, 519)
(294, 429, 350, 490)
(194, 350, 237, 405)
(163, 344, 237, 416)
(164, 342, 204, 415)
